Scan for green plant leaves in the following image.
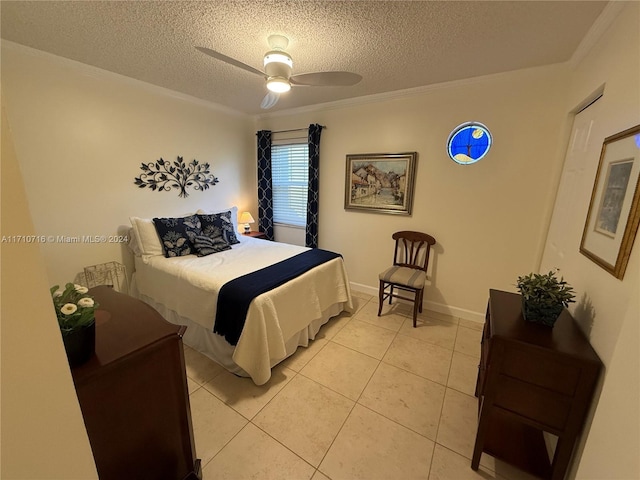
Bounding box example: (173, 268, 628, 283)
(516, 270, 575, 308)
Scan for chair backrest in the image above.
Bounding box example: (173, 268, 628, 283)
(391, 231, 436, 272)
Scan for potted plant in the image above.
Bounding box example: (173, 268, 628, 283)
(50, 283, 98, 366)
(516, 269, 575, 327)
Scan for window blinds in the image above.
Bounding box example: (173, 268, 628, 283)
(271, 143, 309, 227)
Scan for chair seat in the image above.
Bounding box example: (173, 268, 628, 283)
(379, 266, 426, 289)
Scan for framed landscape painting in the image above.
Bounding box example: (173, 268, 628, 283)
(344, 152, 417, 215)
(580, 124, 640, 279)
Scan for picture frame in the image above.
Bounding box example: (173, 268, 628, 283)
(344, 152, 417, 215)
(580, 124, 640, 279)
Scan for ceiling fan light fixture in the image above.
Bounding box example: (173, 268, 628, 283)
(264, 50, 292, 93)
(266, 77, 291, 93)
(263, 51, 293, 68)
(196, 34, 361, 110)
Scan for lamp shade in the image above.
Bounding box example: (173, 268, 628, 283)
(239, 212, 255, 224)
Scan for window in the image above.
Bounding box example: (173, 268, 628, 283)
(272, 143, 308, 227)
(447, 122, 492, 165)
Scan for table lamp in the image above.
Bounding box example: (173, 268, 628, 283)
(239, 211, 255, 234)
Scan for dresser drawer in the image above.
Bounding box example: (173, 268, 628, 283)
(494, 375, 572, 431)
(475, 362, 486, 400)
(502, 347, 580, 397)
(476, 336, 489, 397)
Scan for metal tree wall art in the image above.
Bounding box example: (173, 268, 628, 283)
(134, 156, 219, 198)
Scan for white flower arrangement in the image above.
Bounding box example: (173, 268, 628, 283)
(50, 283, 98, 335)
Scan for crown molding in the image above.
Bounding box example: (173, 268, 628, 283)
(1, 40, 252, 119)
(256, 62, 568, 120)
(569, 1, 627, 68)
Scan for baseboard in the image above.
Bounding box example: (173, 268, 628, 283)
(350, 282, 379, 297)
(350, 281, 485, 325)
(422, 300, 485, 324)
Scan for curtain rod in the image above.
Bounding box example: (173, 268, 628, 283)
(257, 125, 326, 135)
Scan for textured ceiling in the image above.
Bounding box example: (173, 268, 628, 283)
(1, 1, 608, 115)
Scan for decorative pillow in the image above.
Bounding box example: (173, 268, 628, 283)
(198, 206, 239, 235)
(198, 210, 240, 245)
(130, 212, 198, 261)
(152, 215, 200, 257)
(185, 230, 231, 256)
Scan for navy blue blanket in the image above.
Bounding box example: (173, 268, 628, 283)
(214, 249, 342, 345)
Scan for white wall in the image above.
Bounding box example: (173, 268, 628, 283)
(1, 42, 256, 287)
(258, 65, 571, 320)
(540, 4, 640, 478)
(1, 103, 98, 479)
(1, 41, 257, 478)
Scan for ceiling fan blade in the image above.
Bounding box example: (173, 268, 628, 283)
(195, 46, 265, 77)
(290, 71, 362, 87)
(260, 92, 280, 110)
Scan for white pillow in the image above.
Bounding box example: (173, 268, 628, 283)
(129, 217, 164, 261)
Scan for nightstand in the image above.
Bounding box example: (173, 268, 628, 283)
(243, 231, 267, 240)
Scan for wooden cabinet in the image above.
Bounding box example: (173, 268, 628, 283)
(72, 286, 201, 480)
(472, 289, 602, 480)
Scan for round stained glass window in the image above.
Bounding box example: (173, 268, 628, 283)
(447, 122, 492, 165)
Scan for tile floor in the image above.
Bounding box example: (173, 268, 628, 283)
(183, 292, 540, 480)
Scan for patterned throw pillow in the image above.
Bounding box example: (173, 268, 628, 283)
(186, 230, 231, 257)
(152, 215, 201, 257)
(198, 211, 240, 245)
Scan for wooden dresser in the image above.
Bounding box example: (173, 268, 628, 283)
(472, 289, 602, 480)
(72, 286, 201, 480)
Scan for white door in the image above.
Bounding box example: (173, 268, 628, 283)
(542, 95, 604, 267)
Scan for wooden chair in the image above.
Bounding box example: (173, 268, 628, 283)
(378, 231, 436, 327)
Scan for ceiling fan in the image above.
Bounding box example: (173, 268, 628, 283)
(196, 34, 362, 109)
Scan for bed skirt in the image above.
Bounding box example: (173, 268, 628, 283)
(133, 283, 346, 384)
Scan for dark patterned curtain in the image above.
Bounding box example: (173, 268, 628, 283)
(305, 124, 323, 248)
(256, 130, 274, 240)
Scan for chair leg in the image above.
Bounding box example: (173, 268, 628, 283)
(389, 285, 394, 305)
(378, 280, 384, 316)
(418, 289, 424, 313)
(412, 294, 419, 328)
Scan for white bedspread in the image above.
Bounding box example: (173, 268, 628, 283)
(134, 235, 353, 384)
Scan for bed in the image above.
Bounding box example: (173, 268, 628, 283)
(128, 208, 353, 385)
